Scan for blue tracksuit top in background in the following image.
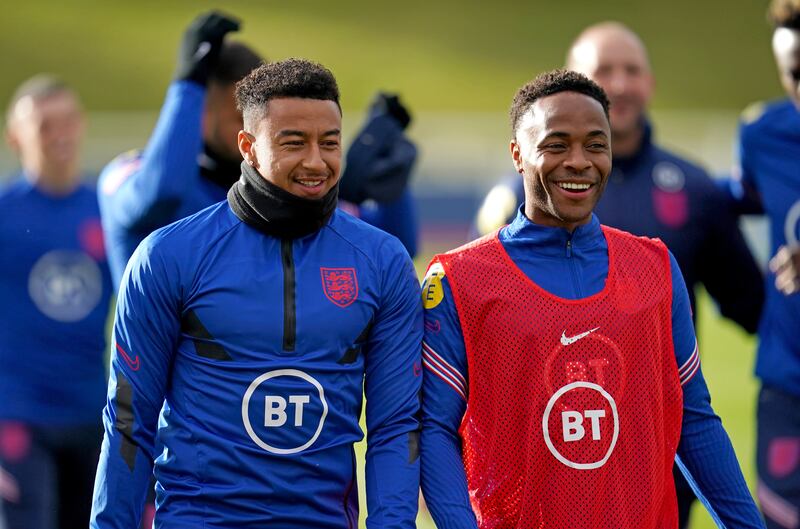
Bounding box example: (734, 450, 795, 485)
(98, 81, 418, 288)
(90, 203, 422, 528)
(733, 99, 800, 397)
(473, 121, 763, 333)
(421, 210, 765, 529)
(0, 178, 112, 424)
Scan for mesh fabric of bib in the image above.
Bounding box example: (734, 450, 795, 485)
(435, 225, 682, 529)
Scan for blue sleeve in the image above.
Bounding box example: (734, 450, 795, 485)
(669, 252, 765, 528)
(90, 234, 181, 529)
(419, 264, 479, 529)
(694, 181, 764, 334)
(357, 189, 418, 258)
(722, 122, 765, 215)
(100, 81, 205, 232)
(363, 239, 423, 529)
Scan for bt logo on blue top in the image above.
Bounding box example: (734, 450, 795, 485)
(241, 369, 328, 455)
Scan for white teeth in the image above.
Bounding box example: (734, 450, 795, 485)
(298, 181, 323, 187)
(557, 182, 591, 191)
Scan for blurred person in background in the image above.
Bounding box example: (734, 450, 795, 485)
(723, 1, 800, 525)
(0, 75, 112, 529)
(99, 11, 418, 290)
(472, 23, 765, 525)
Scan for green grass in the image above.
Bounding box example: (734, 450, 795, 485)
(353, 265, 760, 528)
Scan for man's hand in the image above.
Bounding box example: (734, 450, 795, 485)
(174, 11, 240, 86)
(338, 92, 417, 205)
(770, 244, 800, 295)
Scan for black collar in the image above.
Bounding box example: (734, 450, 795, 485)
(227, 162, 338, 239)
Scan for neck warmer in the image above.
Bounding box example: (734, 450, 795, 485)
(199, 145, 243, 190)
(227, 161, 338, 239)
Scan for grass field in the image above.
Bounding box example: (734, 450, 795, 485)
(353, 258, 761, 528)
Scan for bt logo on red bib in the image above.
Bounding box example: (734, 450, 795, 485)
(542, 381, 619, 470)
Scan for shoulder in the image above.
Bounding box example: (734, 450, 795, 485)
(603, 225, 669, 259)
(739, 98, 795, 137)
(140, 201, 238, 261)
(98, 149, 144, 196)
(441, 232, 499, 260)
(71, 181, 100, 199)
(162, 200, 238, 238)
(326, 208, 410, 264)
(0, 178, 28, 204)
(69, 182, 103, 212)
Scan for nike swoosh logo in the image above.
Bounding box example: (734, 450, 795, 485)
(560, 327, 600, 346)
(116, 342, 140, 371)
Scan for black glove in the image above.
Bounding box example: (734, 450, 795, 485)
(338, 93, 417, 204)
(174, 11, 240, 86)
(370, 93, 412, 129)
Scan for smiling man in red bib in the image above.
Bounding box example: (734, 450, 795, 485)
(419, 69, 764, 529)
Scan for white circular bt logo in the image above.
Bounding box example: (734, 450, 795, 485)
(542, 381, 619, 470)
(241, 369, 328, 455)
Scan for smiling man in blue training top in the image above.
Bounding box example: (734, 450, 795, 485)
(90, 58, 422, 529)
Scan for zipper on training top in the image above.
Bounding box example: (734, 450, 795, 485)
(565, 236, 583, 298)
(281, 239, 296, 352)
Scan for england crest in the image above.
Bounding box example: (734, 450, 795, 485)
(320, 267, 358, 308)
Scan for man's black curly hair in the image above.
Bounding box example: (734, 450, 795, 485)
(769, 0, 800, 29)
(509, 69, 610, 135)
(235, 58, 340, 127)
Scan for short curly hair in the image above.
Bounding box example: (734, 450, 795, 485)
(235, 58, 340, 128)
(769, 0, 800, 28)
(509, 69, 610, 135)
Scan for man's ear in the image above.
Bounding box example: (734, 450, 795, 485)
(5, 125, 20, 155)
(510, 138, 523, 174)
(238, 130, 257, 168)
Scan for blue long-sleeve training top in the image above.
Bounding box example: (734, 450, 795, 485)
(0, 177, 112, 425)
(727, 99, 800, 398)
(90, 202, 422, 528)
(421, 209, 764, 529)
